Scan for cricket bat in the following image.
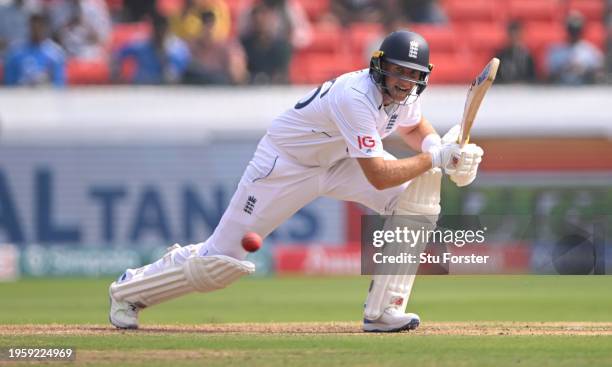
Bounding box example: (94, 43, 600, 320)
(457, 57, 500, 147)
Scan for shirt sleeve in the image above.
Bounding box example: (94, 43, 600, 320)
(397, 98, 422, 127)
(329, 92, 384, 159)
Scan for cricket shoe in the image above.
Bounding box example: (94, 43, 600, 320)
(363, 308, 420, 332)
(108, 282, 141, 329)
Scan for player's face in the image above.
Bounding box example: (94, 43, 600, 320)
(383, 63, 422, 102)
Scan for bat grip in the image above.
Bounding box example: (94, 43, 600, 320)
(457, 134, 469, 147)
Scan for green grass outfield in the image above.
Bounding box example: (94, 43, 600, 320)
(1, 275, 611, 366)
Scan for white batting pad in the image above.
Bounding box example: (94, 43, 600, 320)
(110, 255, 255, 307)
(395, 168, 442, 216)
(185, 255, 256, 292)
(364, 168, 442, 320)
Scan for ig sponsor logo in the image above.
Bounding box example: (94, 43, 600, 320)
(357, 135, 376, 149)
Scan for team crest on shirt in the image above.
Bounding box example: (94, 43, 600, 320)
(243, 195, 257, 215)
(385, 114, 398, 131)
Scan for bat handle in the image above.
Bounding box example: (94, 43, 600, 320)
(457, 134, 469, 147)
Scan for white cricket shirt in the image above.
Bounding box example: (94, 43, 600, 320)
(267, 69, 422, 167)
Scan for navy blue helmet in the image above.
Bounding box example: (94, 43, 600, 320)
(370, 30, 433, 98)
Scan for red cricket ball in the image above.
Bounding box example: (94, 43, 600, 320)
(241, 232, 262, 252)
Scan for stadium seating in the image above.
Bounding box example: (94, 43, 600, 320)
(105, 0, 123, 13)
(110, 22, 151, 51)
(77, 0, 610, 85)
(349, 23, 383, 60)
(442, 0, 501, 25)
(583, 22, 607, 50)
(463, 22, 507, 61)
(427, 51, 476, 84)
(66, 59, 110, 85)
(295, 0, 330, 21)
(225, 0, 249, 34)
(409, 25, 460, 53)
(507, 0, 563, 24)
(157, 0, 184, 16)
(567, 0, 606, 21)
(290, 52, 358, 84)
(303, 26, 345, 53)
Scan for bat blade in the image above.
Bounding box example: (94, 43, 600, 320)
(457, 57, 500, 146)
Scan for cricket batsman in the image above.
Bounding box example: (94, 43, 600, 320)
(108, 30, 484, 332)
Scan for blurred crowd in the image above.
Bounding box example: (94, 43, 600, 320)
(0, 0, 611, 87)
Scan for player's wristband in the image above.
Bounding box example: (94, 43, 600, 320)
(421, 133, 441, 153)
(427, 146, 441, 168)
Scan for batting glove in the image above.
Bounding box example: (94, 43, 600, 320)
(441, 124, 461, 145)
(449, 144, 484, 187)
(428, 142, 461, 174)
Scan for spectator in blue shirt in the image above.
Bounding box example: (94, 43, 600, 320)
(547, 11, 604, 85)
(112, 14, 190, 85)
(4, 12, 66, 87)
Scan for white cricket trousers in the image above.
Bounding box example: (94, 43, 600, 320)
(118, 135, 409, 282)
